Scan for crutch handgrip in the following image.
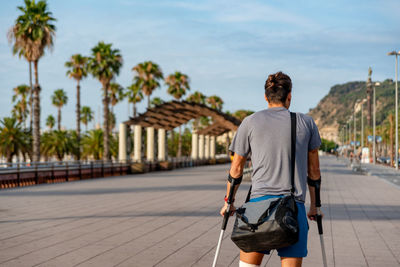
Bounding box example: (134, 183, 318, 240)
(316, 214, 323, 235)
(315, 182, 321, 208)
(221, 208, 230, 230)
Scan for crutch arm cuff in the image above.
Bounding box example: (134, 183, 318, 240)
(228, 173, 243, 186)
(307, 176, 321, 187)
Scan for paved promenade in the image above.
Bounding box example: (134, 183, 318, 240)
(0, 156, 399, 267)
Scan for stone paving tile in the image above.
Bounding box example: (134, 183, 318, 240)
(1, 156, 400, 266)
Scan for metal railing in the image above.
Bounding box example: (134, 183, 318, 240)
(0, 156, 232, 189)
(0, 160, 131, 189)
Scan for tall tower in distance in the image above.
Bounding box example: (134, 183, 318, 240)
(366, 67, 373, 127)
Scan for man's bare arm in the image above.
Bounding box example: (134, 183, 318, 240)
(225, 153, 247, 200)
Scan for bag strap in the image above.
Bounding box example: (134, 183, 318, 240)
(290, 112, 297, 194)
(245, 111, 297, 202)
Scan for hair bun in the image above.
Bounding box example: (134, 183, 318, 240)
(264, 71, 292, 103)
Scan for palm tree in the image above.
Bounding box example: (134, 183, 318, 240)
(126, 82, 143, 117)
(206, 95, 224, 111)
(108, 82, 124, 113)
(186, 91, 206, 105)
(186, 91, 207, 131)
(8, 0, 56, 162)
(151, 97, 164, 107)
(0, 117, 26, 163)
(41, 130, 70, 161)
(165, 71, 190, 157)
(233, 110, 254, 121)
(132, 61, 163, 108)
(88, 42, 123, 160)
(82, 129, 103, 160)
(21, 128, 33, 161)
(68, 130, 80, 160)
(12, 85, 30, 127)
(109, 112, 116, 132)
(65, 53, 88, 159)
(81, 106, 94, 132)
(46, 115, 55, 130)
(165, 72, 190, 100)
(12, 101, 29, 127)
(51, 89, 68, 130)
(8, 49, 34, 130)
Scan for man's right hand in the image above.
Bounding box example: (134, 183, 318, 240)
(220, 202, 236, 217)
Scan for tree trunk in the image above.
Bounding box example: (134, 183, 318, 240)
(7, 153, 13, 164)
(58, 107, 61, 131)
(177, 125, 182, 157)
(103, 83, 110, 161)
(32, 60, 41, 162)
(133, 102, 137, 118)
(109, 108, 114, 135)
(225, 133, 230, 156)
(29, 61, 33, 131)
(171, 130, 175, 156)
(76, 81, 81, 160)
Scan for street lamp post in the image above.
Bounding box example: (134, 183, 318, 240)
(361, 100, 364, 148)
(373, 82, 381, 164)
(343, 126, 346, 147)
(353, 100, 363, 156)
(353, 112, 356, 155)
(388, 51, 400, 169)
(348, 122, 351, 151)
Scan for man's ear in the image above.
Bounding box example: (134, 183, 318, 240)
(285, 92, 292, 108)
(264, 94, 270, 104)
(287, 92, 292, 102)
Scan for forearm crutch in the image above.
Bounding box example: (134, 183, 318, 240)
(212, 181, 235, 267)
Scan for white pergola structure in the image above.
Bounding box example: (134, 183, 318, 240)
(119, 100, 241, 163)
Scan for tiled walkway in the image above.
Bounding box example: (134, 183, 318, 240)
(0, 156, 399, 266)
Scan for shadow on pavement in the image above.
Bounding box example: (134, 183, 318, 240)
(0, 184, 232, 196)
(1, 204, 399, 224)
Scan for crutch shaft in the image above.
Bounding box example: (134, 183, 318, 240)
(212, 177, 236, 266)
(319, 234, 328, 267)
(212, 230, 225, 267)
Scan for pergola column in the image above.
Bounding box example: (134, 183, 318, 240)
(224, 132, 230, 155)
(199, 134, 205, 159)
(158, 128, 166, 161)
(147, 127, 155, 162)
(191, 130, 198, 160)
(205, 135, 210, 159)
(118, 123, 127, 162)
(133, 125, 142, 162)
(210, 136, 216, 159)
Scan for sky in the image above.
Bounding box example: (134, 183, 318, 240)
(0, 0, 399, 130)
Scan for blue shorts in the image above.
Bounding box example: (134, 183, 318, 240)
(249, 195, 308, 258)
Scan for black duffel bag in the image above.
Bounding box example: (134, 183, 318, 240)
(231, 112, 299, 252)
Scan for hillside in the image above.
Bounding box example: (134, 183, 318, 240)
(307, 79, 396, 143)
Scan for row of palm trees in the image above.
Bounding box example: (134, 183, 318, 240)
(5, 0, 251, 163)
(11, 85, 95, 132)
(0, 116, 117, 163)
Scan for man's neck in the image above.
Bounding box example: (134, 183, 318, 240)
(268, 103, 287, 109)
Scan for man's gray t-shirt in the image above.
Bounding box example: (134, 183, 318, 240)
(229, 107, 321, 202)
